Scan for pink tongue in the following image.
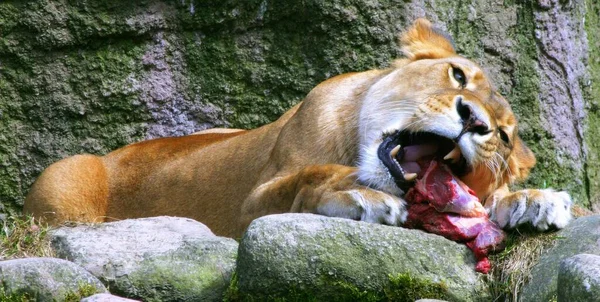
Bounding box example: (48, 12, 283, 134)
(402, 144, 438, 161)
(399, 144, 438, 174)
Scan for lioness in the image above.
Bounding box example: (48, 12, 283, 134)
(24, 19, 572, 238)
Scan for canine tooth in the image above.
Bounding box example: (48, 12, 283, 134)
(404, 173, 417, 181)
(444, 146, 462, 163)
(390, 145, 401, 158)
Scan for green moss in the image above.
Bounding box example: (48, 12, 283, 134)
(225, 271, 450, 302)
(0, 0, 150, 213)
(223, 272, 321, 302)
(180, 0, 403, 129)
(0, 38, 149, 212)
(0, 286, 31, 302)
(384, 273, 450, 302)
(501, 0, 587, 205)
(584, 0, 600, 207)
(222, 272, 240, 302)
(108, 242, 236, 302)
(124, 261, 223, 302)
(0, 281, 100, 302)
(435, 2, 485, 59)
(63, 282, 102, 302)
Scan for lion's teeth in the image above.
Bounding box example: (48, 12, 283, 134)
(404, 173, 417, 182)
(443, 146, 462, 163)
(390, 145, 401, 158)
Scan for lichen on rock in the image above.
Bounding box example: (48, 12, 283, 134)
(557, 253, 600, 301)
(235, 214, 488, 301)
(50, 216, 238, 302)
(521, 215, 600, 301)
(0, 257, 107, 301)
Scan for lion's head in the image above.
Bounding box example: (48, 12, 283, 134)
(357, 19, 535, 201)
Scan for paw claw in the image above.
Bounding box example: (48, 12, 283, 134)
(317, 188, 407, 226)
(493, 189, 572, 231)
(363, 193, 407, 226)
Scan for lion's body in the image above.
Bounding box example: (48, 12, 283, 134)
(24, 71, 386, 237)
(24, 19, 573, 237)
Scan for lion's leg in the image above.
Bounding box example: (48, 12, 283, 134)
(240, 164, 407, 231)
(484, 184, 572, 231)
(23, 154, 109, 225)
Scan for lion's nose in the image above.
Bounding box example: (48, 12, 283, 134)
(455, 96, 491, 140)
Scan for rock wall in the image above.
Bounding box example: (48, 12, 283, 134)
(585, 0, 600, 211)
(0, 0, 597, 214)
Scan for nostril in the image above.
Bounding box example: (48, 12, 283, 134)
(455, 96, 491, 138)
(456, 97, 472, 122)
(471, 122, 490, 135)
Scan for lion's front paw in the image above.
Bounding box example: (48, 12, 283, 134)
(490, 189, 572, 231)
(316, 187, 408, 226)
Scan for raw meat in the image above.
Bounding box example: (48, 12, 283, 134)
(404, 160, 506, 274)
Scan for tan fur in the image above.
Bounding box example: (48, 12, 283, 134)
(191, 128, 245, 135)
(24, 19, 570, 237)
(401, 19, 456, 60)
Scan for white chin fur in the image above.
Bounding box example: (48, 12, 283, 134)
(457, 136, 476, 166)
(356, 143, 404, 196)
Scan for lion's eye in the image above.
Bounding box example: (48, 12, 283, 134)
(498, 128, 510, 144)
(452, 67, 467, 88)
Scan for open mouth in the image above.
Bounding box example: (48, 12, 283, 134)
(377, 130, 470, 191)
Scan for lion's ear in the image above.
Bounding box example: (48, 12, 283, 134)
(400, 18, 456, 60)
(508, 137, 536, 182)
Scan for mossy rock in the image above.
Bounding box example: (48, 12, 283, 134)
(0, 257, 107, 301)
(234, 214, 488, 301)
(557, 254, 600, 302)
(50, 216, 238, 302)
(521, 215, 600, 301)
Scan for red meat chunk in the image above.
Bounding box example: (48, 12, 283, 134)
(404, 160, 506, 274)
(407, 160, 487, 217)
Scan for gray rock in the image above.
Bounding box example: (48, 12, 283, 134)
(50, 216, 238, 302)
(522, 215, 600, 301)
(557, 254, 600, 302)
(0, 257, 107, 301)
(80, 293, 140, 302)
(236, 214, 488, 301)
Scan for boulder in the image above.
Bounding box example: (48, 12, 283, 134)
(557, 254, 600, 302)
(521, 215, 600, 301)
(235, 213, 489, 301)
(50, 216, 237, 302)
(80, 293, 140, 302)
(0, 257, 106, 301)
